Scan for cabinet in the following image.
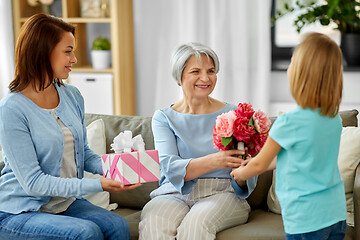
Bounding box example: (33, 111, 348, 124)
(12, 0, 136, 115)
(69, 73, 113, 115)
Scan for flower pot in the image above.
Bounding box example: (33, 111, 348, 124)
(341, 33, 360, 67)
(91, 50, 112, 69)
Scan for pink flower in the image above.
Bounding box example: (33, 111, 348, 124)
(233, 117, 256, 144)
(235, 102, 255, 119)
(214, 111, 237, 137)
(213, 126, 233, 151)
(253, 111, 271, 134)
(212, 102, 270, 155)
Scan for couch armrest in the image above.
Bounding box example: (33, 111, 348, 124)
(353, 162, 360, 240)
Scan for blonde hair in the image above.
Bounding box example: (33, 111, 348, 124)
(289, 32, 343, 117)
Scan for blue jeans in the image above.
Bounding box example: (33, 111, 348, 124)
(286, 220, 346, 240)
(0, 199, 130, 240)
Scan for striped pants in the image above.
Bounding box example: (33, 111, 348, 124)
(139, 179, 250, 240)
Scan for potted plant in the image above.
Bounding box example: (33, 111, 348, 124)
(91, 36, 112, 69)
(274, 0, 360, 66)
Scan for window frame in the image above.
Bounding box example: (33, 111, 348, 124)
(271, 0, 292, 71)
(271, 0, 360, 72)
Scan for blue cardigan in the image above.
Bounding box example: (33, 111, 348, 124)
(0, 83, 103, 214)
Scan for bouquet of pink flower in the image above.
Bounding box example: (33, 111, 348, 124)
(213, 103, 271, 157)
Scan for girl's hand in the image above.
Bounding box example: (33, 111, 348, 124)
(241, 156, 252, 166)
(230, 167, 246, 187)
(100, 177, 142, 193)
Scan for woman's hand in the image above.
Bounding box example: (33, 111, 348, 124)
(184, 149, 246, 181)
(209, 149, 246, 169)
(100, 178, 142, 193)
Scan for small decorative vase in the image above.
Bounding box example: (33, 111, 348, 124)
(91, 50, 112, 69)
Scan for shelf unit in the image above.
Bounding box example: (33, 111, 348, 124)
(12, 0, 136, 115)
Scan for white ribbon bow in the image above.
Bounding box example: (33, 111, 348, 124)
(110, 130, 145, 153)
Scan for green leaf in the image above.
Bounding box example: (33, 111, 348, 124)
(320, 18, 330, 26)
(248, 117, 254, 127)
(284, 3, 289, 10)
(92, 37, 111, 50)
(221, 137, 233, 147)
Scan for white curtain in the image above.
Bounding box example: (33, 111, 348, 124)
(0, 0, 15, 99)
(133, 0, 271, 116)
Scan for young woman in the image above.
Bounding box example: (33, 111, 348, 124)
(0, 13, 140, 240)
(231, 32, 346, 240)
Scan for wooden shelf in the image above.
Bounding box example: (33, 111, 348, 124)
(66, 18, 111, 23)
(18, 17, 112, 23)
(12, 0, 136, 116)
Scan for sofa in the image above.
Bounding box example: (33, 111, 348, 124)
(83, 109, 360, 240)
(0, 110, 358, 239)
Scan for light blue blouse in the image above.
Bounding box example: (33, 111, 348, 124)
(0, 83, 103, 214)
(270, 107, 346, 234)
(152, 104, 257, 197)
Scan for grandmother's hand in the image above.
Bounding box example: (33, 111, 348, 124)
(100, 178, 142, 193)
(211, 149, 246, 169)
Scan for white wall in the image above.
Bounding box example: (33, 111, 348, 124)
(270, 71, 360, 121)
(0, 0, 15, 99)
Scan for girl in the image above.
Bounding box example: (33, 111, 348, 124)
(231, 32, 347, 239)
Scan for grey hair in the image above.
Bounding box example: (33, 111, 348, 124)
(170, 42, 220, 84)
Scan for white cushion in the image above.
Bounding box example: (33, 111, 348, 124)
(267, 127, 360, 227)
(86, 119, 106, 156)
(83, 119, 117, 211)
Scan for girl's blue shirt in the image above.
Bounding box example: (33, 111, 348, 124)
(270, 107, 347, 234)
(0, 83, 103, 214)
(152, 104, 257, 197)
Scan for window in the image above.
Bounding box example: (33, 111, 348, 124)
(271, 0, 341, 70)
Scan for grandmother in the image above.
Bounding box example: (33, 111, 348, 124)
(139, 42, 257, 239)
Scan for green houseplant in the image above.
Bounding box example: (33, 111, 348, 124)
(274, 0, 360, 66)
(91, 37, 112, 69)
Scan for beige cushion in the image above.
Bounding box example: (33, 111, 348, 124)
(85, 113, 154, 152)
(86, 118, 106, 155)
(216, 209, 285, 240)
(267, 169, 281, 214)
(267, 127, 360, 227)
(83, 119, 117, 211)
(337, 127, 360, 226)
